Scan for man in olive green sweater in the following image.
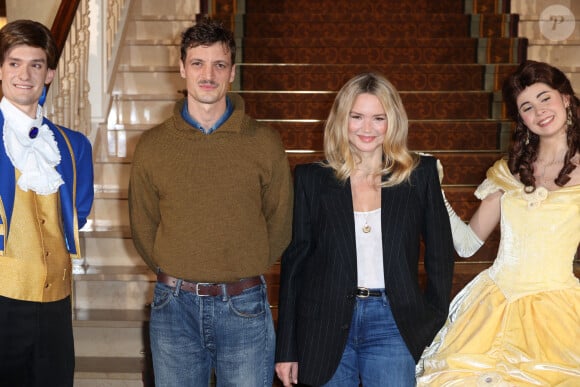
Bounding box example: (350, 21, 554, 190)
(128, 18, 293, 387)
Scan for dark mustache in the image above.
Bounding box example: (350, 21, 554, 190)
(198, 81, 218, 87)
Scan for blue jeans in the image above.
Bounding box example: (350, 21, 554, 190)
(149, 277, 275, 387)
(321, 291, 416, 387)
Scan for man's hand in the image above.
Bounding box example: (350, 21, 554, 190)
(275, 362, 298, 386)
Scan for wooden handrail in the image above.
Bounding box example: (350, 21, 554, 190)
(50, 0, 81, 61)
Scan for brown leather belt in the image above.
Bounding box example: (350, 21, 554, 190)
(157, 272, 262, 297)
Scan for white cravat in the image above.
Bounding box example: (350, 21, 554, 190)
(1, 98, 63, 195)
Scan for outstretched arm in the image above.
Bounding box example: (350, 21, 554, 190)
(437, 160, 501, 257)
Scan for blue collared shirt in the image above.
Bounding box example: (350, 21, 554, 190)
(180, 96, 234, 135)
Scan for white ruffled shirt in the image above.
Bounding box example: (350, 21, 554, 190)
(1, 98, 63, 195)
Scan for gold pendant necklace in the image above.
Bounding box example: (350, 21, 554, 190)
(362, 213, 371, 233)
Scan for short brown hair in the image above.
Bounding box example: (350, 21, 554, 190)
(180, 17, 235, 64)
(0, 19, 58, 69)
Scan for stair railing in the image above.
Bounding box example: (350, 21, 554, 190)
(44, 0, 91, 138)
(43, 0, 131, 144)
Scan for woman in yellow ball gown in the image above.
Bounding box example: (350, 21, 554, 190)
(417, 61, 580, 386)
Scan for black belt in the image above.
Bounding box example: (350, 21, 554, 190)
(356, 287, 383, 298)
(157, 272, 262, 297)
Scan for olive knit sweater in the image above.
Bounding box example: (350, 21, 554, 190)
(129, 93, 293, 282)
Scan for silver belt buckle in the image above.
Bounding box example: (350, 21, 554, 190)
(195, 282, 213, 296)
(357, 287, 370, 298)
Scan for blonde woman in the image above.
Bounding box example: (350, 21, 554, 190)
(275, 72, 454, 387)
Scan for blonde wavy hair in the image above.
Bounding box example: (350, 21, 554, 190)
(324, 72, 418, 187)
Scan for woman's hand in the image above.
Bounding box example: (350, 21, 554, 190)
(275, 362, 299, 386)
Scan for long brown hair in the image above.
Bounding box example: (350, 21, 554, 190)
(502, 60, 579, 189)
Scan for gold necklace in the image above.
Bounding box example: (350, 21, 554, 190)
(357, 212, 372, 233)
(362, 218, 371, 233)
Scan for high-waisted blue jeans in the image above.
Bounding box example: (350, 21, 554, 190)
(149, 277, 275, 387)
(321, 291, 416, 387)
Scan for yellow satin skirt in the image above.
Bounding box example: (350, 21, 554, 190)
(417, 271, 580, 386)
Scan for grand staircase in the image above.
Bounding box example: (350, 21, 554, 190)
(72, 0, 578, 385)
(232, 0, 525, 313)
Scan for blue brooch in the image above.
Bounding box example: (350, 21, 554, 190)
(29, 127, 39, 139)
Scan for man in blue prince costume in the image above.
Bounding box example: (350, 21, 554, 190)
(0, 20, 93, 386)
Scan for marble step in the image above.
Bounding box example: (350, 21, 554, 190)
(519, 18, 580, 42)
(134, 0, 200, 17)
(94, 126, 144, 162)
(90, 196, 129, 228)
(93, 161, 131, 194)
(119, 45, 180, 68)
(511, 0, 578, 15)
(126, 18, 194, 41)
(505, 1, 580, 95)
(107, 95, 177, 127)
(526, 44, 580, 86)
(82, 227, 143, 267)
(74, 356, 147, 387)
(73, 309, 149, 358)
(113, 71, 183, 95)
(73, 265, 155, 310)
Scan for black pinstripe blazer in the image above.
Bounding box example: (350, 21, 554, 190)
(275, 155, 454, 386)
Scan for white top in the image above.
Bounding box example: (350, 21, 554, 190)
(1, 98, 63, 195)
(354, 208, 385, 288)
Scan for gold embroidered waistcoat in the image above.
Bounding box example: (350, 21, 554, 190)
(0, 171, 70, 302)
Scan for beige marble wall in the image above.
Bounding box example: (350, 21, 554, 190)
(512, 0, 579, 91)
(6, 0, 59, 26)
